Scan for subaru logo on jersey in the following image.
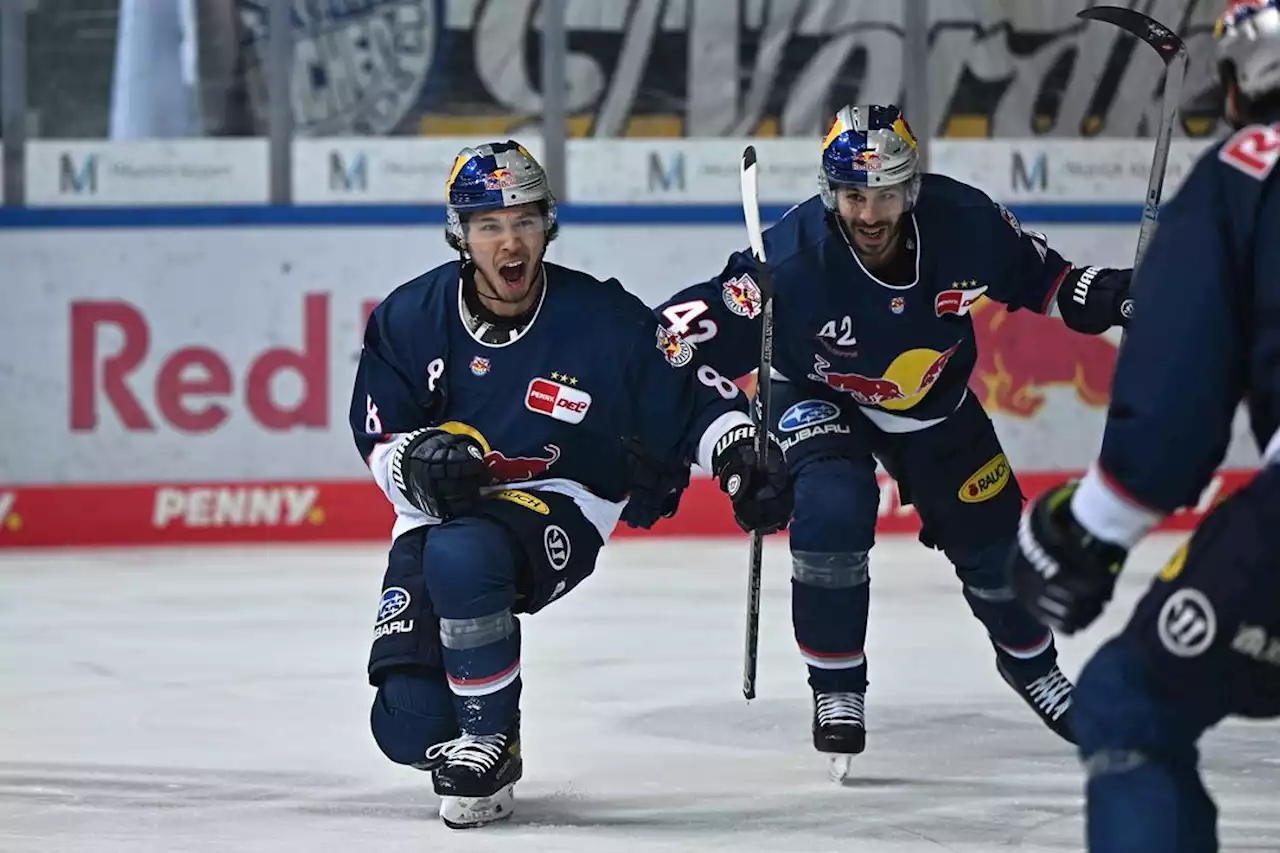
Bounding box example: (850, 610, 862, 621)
(543, 525, 571, 571)
(525, 377, 592, 424)
(779, 399, 841, 432)
(935, 282, 989, 317)
(376, 586, 411, 626)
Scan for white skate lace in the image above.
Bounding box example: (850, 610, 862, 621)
(815, 692, 865, 728)
(424, 732, 507, 774)
(1024, 666, 1072, 721)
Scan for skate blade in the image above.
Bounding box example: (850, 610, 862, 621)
(828, 754, 855, 784)
(439, 783, 516, 829)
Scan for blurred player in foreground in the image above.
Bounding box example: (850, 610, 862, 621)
(657, 103, 1133, 779)
(1009, 2, 1280, 850)
(350, 142, 792, 827)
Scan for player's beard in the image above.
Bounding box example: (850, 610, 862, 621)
(849, 216, 905, 269)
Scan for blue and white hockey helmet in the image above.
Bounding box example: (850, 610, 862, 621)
(819, 104, 921, 212)
(445, 140, 559, 250)
(1216, 0, 1280, 100)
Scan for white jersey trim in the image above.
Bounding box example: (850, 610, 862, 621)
(1071, 462, 1164, 550)
(697, 410, 755, 475)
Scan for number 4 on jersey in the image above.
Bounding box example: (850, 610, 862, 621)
(662, 300, 718, 344)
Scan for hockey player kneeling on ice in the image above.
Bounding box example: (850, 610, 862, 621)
(350, 141, 793, 828)
(655, 103, 1134, 780)
(1009, 3, 1280, 850)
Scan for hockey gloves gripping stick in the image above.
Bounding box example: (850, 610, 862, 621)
(711, 424, 793, 536)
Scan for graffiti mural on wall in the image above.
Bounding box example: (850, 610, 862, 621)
(234, 0, 1225, 138)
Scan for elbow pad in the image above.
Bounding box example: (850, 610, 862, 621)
(1056, 266, 1133, 334)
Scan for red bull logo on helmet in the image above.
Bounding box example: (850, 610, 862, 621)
(852, 150, 884, 171)
(721, 275, 762, 318)
(808, 343, 959, 409)
(484, 168, 517, 190)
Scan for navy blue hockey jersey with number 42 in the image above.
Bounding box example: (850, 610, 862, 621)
(350, 261, 751, 541)
(1090, 118, 1280, 513)
(657, 174, 1075, 431)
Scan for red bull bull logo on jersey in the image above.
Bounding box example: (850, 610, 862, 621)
(434, 421, 561, 483)
(721, 274, 762, 319)
(808, 343, 959, 410)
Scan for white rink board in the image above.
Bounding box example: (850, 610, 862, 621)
(0, 220, 1261, 485)
(2, 536, 1279, 851)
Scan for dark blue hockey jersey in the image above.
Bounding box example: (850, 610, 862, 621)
(656, 174, 1074, 432)
(351, 261, 751, 540)
(1088, 120, 1280, 515)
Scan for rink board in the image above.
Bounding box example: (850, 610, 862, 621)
(0, 469, 1250, 548)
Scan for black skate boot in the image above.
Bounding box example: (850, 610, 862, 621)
(996, 656, 1076, 745)
(425, 715, 523, 829)
(813, 691, 865, 782)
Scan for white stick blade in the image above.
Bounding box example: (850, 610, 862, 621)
(740, 146, 767, 262)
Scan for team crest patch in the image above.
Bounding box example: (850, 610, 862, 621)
(889, 296, 906, 314)
(656, 326, 694, 367)
(721, 274, 762, 318)
(239, 0, 441, 135)
(470, 356, 491, 376)
(996, 202, 1022, 235)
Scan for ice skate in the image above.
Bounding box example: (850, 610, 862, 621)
(812, 691, 865, 782)
(997, 656, 1076, 745)
(426, 717, 523, 829)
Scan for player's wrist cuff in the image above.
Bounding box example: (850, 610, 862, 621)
(698, 411, 754, 474)
(1070, 463, 1163, 550)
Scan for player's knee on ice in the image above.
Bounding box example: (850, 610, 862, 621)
(1075, 638, 1225, 852)
(420, 516, 521, 618)
(789, 457, 877, 553)
(371, 669, 460, 767)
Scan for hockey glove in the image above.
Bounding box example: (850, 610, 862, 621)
(620, 436, 691, 529)
(1056, 266, 1134, 333)
(1007, 481, 1129, 634)
(391, 428, 494, 521)
(710, 424, 793, 534)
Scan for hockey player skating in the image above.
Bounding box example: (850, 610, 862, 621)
(656, 104, 1133, 779)
(1009, 2, 1280, 849)
(350, 141, 793, 828)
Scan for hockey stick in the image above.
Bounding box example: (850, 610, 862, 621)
(1077, 5, 1188, 275)
(739, 145, 776, 701)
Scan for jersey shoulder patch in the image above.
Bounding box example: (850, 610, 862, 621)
(1218, 122, 1280, 180)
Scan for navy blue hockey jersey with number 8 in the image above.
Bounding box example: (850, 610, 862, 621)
(350, 261, 751, 540)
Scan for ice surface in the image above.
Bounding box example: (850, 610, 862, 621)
(2, 534, 1279, 852)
